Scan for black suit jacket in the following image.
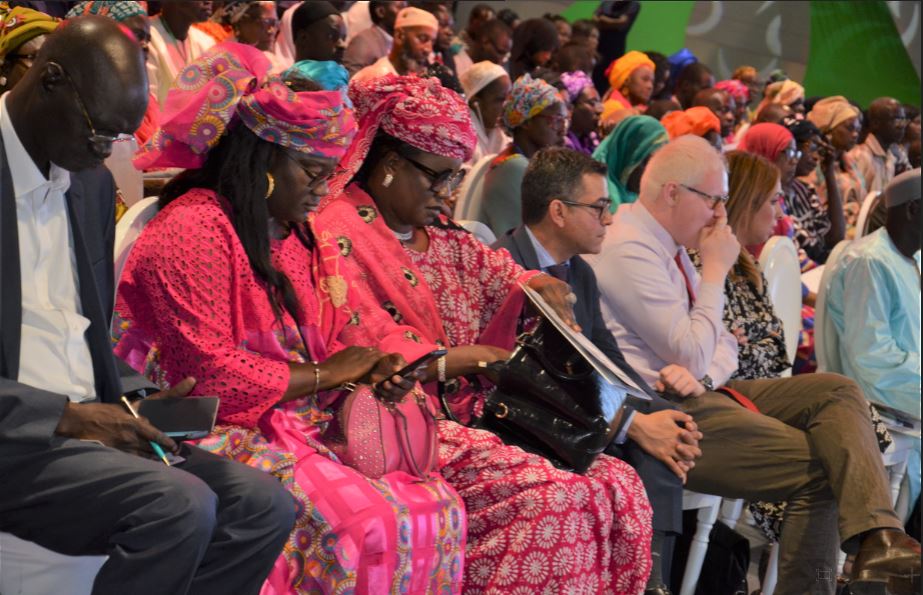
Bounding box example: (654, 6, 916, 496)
(0, 135, 148, 452)
(492, 225, 670, 409)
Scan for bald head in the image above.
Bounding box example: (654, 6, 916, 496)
(868, 96, 907, 147)
(9, 16, 148, 172)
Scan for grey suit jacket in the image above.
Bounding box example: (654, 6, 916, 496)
(0, 135, 151, 454)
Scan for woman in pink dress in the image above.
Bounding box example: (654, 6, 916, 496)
(114, 44, 464, 595)
(315, 74, 653, 595)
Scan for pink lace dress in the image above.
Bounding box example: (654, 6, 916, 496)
(114, 189, 464, 594)
(315, 185, 654, 595)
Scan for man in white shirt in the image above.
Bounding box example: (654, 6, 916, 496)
(592, 135, 920, 594)
(351, 6, 435, 84)
(147, 0, 216, 107)
(0, 17, 292, 595)
(342, 0, 404, 75)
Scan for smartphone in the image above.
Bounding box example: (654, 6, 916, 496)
(385, 349, 448, 383)
(137, 397, 220, 441)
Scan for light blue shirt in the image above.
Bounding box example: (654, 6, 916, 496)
(827, 228, 921, 418)
(524, 225, 562, 269)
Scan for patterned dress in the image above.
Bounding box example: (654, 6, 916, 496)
(315, 184, 654, 595)
(114, 189, 465, 594)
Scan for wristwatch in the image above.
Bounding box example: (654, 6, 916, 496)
(699, 374, 715, 392)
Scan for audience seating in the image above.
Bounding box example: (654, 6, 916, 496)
(679, 491, 723, 595)
(757, 236, 802, 376)
(456, 219, 497, 244)
(104, 135, 143, 208)
(114, 196, 160, 295)
(854, 191, 882, 239)
(0, 532, 104, 595)
(453, 153, 495, 222)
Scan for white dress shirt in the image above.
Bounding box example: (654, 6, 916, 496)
(591, 202, 739, 386)
(147, 15, 215, 107)
(0, 94, 96, 401)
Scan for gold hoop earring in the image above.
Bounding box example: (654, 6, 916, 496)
(265, 173, 275, 199)
(382, 173, 394, 188)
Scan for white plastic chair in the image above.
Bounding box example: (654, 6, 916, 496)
(0, 532, 106, 595)
(813, 239, 852, 373)
(113, 196, 160, 295)
(453, 153, 495, 222)
(456, 219, 497, 245)
(854, 191, 881, 239)
(757, 236, 802, 376)
(104, 135, 143, 208)
(679, 490, 722, 595)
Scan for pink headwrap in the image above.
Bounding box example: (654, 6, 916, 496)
(135, 42, 356, 170)
(328, 74, 476, 197)
(715, 79, 749, 105)
(738, 122, 793, 161)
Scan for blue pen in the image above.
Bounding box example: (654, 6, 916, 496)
(121, 396, 171, 466)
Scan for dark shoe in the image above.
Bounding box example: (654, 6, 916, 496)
(643, 585, 672, 595)
(851, 529, 922, 595)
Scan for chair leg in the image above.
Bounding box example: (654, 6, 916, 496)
(680, 503, 720, 595)
(762, 541, 780, 595)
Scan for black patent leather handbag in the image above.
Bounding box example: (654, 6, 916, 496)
(441, 317, 632, 474)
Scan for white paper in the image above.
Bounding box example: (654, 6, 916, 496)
(521, 284, 651, 400)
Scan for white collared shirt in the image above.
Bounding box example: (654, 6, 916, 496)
(0, 93, 96, 401)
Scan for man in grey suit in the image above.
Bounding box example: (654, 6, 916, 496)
(492, 147, 700, 595)
(0, 17, 293, 595)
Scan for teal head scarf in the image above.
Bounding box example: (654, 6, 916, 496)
(283, 60, 351, 105)
(592, 115, 669, 210)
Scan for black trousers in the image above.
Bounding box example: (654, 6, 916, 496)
(0, 439, 295, 595)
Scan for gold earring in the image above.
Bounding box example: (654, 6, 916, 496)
(265, 173, 275, 199)
(382, 173, 394, 188)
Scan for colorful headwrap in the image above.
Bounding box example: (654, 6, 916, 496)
(559, 70, 594, 105)
(283, 60, 350, 96)
(501, 74, 564, 132)
(327, 74, 476, 198)
(605, 50, 654, 93)
(591, 115, 669, 209)
(755, 79, 804, 118)
(135, 43, 356, 170)
(738, 122, 794, 161)
(65, 1, 145, 21)
(661, 106, 720, 139)
(807, 95, 860, 133)
(715, 79, 749, 105)
(732, 65, 756, 81)
(0, 3, 58, 61)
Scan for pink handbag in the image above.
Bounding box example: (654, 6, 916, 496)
(324, 387, 439, 479)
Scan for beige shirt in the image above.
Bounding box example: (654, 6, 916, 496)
(147, 15, 216, 107)
(351, 54, 398, 85)
(849, 134, 895, 195)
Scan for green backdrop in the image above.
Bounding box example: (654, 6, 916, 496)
(558, 0, 920, 107)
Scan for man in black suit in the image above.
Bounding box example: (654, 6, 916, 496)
(492, 147, 700, 595)
(0, 16, 293, 595)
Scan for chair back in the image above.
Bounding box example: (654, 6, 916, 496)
(454, 154, 496, 221)
(855, 191, 881, 239)
(757, 236, 802, 370)
(114, 196, 160, 292)
(456, 219, 498, 245)
(814, 239, 852, 373)
(0, 532, 105, 595)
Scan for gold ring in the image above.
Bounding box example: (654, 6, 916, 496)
(495, 402, 509, 419)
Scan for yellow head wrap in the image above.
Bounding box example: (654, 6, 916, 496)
(807, 95, 860, 133)
(605, 50, 654, 93)
(0, 3, 58, 62)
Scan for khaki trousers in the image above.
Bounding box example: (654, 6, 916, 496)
(672, 373, 901, 595)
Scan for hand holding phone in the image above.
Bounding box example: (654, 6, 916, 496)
(373, 349, 447, 401)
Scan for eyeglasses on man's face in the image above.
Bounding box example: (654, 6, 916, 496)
(50, 61, 119, 156)
(678, 183, 729, 209)
(400, 152, 464, 195)
(558, 198, 613, 222)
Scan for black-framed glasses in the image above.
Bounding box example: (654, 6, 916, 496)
(400, 153, 464, 195)
(50, 61, 118, 155)
(281, 150, 329, 192)
(559, 199, 613, 222)
(678, 183, 729, 209)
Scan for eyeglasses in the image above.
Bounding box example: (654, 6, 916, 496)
(50, 61, 119, 155)
(782, 147, 803, 161)
(282, 150, 329, 192)
(678, 183, 729, 209)
(400, 153, 464, 195)
(559, 199, 612, 222)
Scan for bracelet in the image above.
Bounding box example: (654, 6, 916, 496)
(437, 355, 447, 383)
(311, 361, 320, 397)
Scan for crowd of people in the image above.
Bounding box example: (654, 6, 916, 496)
(0, 2, 919, 595)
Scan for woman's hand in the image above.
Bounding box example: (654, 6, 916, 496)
(527, 274, 581, 332)
(322, 346, 387, 388)
(367, 353, 424, 403)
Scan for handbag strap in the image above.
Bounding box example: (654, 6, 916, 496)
(390, 393, 438, 477)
